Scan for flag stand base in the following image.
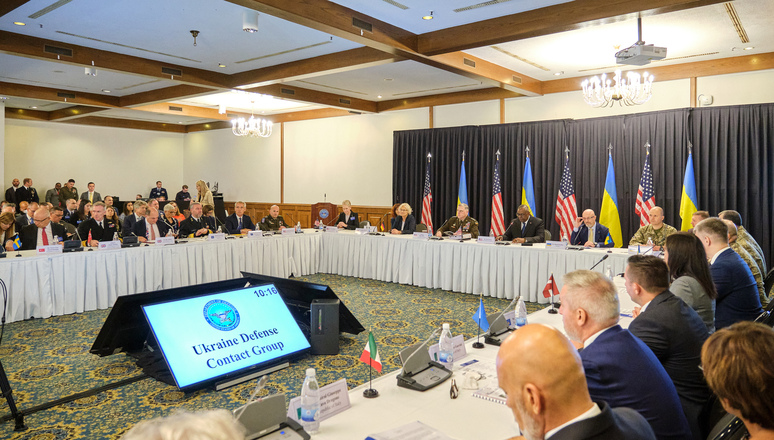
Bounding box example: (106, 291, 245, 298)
(548, 307, 558, 314)
(472, 342, 485, 349)
(363, 388, 379, 398)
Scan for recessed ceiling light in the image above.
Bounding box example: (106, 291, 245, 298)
(102, 89, 111, 93)
(218, 63, 226, 68)
(744, 46, 754, 50)
(422, 11, 433, 20)
(178, 121, 183, 124)
(377, 95, 382, 99)
(53, 70, 64, 74)
(30, 106, 37, 109)
(13, 22, 25, 26)
(384, 78, 393, 82)
(554, 71, 564, 76)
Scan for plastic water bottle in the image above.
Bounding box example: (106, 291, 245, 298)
(438, 323, 454, 370)
(296, 222, 301, 233)
(646, 237, 654, 247)
(113, 232, 119, 241)
(515, 298, 528, 328)
(604, 264, 614, 280)
(300, 368, 320, 434)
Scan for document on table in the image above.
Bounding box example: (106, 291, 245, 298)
(365, 421, 457, 440)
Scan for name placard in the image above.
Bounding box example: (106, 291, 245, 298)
(355, 227, 368, 235)
(36, 244, 63, 254)
(98, 241, 122, 251)
(287, 378, 351, 422)
(477, 236, 496, 244)
(246, 230, 263, 238)
(325, 226, 338, 233)
(545, 241, 568, 249)
(281, 228, 296, 236)
(207, 233, 227, 241)
(503, 310, 516, 329)
(413, 232, 429, 240)
(628, 245, 656, 255)
(155, 236, 175, 246)
(428, 334, 468, 364)
(447, 233, 471, 240)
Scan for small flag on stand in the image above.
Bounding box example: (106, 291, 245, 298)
(542, 274, 559, 298)
(472, 296, 490, 332)
(359, 330, 382, 373)
(12, 234, 22, 250)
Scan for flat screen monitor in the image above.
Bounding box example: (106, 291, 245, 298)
(142, 283, 310, 391)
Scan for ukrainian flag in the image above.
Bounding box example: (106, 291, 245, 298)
(521, 155, 536, 215)
(457, 154, 468, 206)
(599, 153, 623, 247)
(679, 152, 698, 231)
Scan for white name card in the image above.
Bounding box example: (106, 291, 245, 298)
(247, 230, 263, 238)
(98, 241, 122, 251)
(155, 236, 175, 246)
(207, 232, 227, 241)
(281, 228, 296, 236)
(413, 232, 429, 240)
(36, 244, 63, 254)
(287, 378, 351, 422)
(325, 226, 338, 233)
(428, 334, 468, 365)
(477, 236, 496, 244)
(355, 227, 368, 235)
(448, 233, 471, 240)
(545, 241, 568, 249)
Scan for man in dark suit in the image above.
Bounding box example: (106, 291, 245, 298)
(225, 201, 255, 234)
(497, 324, 656, 440)
(570, 209, 614, 247)
(133, 208, 169, 242)
(20, 206, 66, 250)
(16, 201, 36, 232)
(62, 198, 80, 227)
(122, 200, 147, 237)
(78, 202, 118, 246)
(625, 255, 711, 440)
(695, 218, 762, 329)
(179, 202, 213, 238)
(15, 178, 39, 206)
(5, 178, 20, 205)
(500, 204, 545, 243)
(45, 183, 61, 208)
(559, 270, 692, 440)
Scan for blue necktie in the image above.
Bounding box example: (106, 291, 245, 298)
(238, 218, 242, 230)
(521, 223, 526, 236)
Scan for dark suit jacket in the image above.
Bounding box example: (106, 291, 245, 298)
(580, 325, 692, 440)
(63, 209, 80, 227)
(335, 212, 359, 230)
(16, 213, 34, 232)
(15, 186, 39, 204)
(78, 218, 118, 242)
(225, 213, 255, 234)
(179, 216, 214, 237)
(551, 401, 656, 440)
(122, 214, 142, 238)
(391, 214, 416, 234)
(502, 215, 545, 242)
(4, 186, 17, 204)
(175, 190, 191, 203)
(711, 248, 762, 329)
(19, 223, 66, 250)
(149, 188, 168, 200)
(629, 290, 711, 440)
(132, 218, 170, 240)
(570, 223, 614, 247)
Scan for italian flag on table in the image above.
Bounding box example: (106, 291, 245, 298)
(359, 331, 382, 373)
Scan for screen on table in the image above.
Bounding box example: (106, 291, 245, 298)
(142, 283, 310, 390)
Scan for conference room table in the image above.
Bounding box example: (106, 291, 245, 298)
(0, 229, 635, 324)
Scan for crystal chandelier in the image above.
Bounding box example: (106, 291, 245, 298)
(581, 69, 654, 108)
(231, 101, 272, 137)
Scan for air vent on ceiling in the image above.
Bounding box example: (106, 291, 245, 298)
(352, 17, 373, 33)
(724, 3, 750, 43)
(463, 58, 476, 68)
(161, 67, 183, 77)
(454, 0, 515, 13)
(57, 92, 76, 99)
(339, 98, 352, 105)
(168, 106, 183, 112)
(280, 88, 295, 95)
(29, 0, 73, 19)
(44, 45, 73, 57)
(381, 0, 409, 10)
(512, 75, 522, 84)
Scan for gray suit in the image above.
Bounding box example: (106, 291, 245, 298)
(45, 188, 61, 207)
(80, 191, 102, 203)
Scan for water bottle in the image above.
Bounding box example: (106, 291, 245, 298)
(300, 368, 320, 434)
(113, 232, 119, 241)
(438, 323, 454, 370)
(646, 237, 653, 246)
(296, 222, 301, 233)
(604, 264, 614, 280)
(515, 298, 528, 328)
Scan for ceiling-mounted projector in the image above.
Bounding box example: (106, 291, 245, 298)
(614, 17, 666, 66)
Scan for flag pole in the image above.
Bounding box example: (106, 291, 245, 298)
(548, 273, 558, 314)
(363, 328, 379, 398)
(473, 293, 485, 349)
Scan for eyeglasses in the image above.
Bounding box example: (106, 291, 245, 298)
(33, 218, 50, 223)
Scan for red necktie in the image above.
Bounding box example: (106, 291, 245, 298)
(42, 229, 49, 245)
(150, 226, 156, 241)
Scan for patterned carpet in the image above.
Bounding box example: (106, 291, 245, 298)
(0, 274, 545, 439)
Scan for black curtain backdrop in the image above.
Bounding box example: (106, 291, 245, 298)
(392, 103, 774, 263)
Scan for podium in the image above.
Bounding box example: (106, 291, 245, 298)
(312, 202, 338, 227)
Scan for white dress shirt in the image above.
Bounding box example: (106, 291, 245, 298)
(36, 224, 55, 247)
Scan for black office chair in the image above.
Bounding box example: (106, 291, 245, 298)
(415, 224, 427, 232)
(706, 412, 748, 440)
(544, 230, 552, 241)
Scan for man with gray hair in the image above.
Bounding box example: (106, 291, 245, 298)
(435, 203, 479, 239)
(559, 269, 691, 440)
(225, 201, 255, 234)
(499, 204, 545, 243)
(123, 199, 148, 237)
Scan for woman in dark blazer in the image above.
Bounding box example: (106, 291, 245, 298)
(335, 200, 359, 230)
(391, 203, 416, 234)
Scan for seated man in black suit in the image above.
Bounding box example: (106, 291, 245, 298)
(62, 198, 80, 227)
(78, 202, 118, 247)
(570, 209, 614, 247)
(20, 206, 66, 250)
(133, 208, 169, 242)
(16, 201, 37, 232)
(175, 185, 191, 203)
(123, 200, 147, 237)
(335, 200, 359, 230)
(625, 255, 711, 440)
(179, 202, 213, 238)
(497, 324, 656, 440)
(225, 201, 254, 234)
(499, 204, 545, 243)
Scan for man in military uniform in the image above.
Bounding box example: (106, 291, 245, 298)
(435, 203, 479, 239)
(179, 202, 213, 238)
(259, 205, 289, 232)
(59, 179, 78, 207)
(629, 206, 676, 250)
(719, 210, 765, 275)
(724, 219, 768, 307)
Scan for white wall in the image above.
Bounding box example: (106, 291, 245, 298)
(434, 100, 500, 128)
(697, 70, 774, 107)
(4, 120, 184, 201)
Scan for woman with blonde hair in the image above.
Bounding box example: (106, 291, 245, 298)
(1, 212, 18, 251)
(196, 180, 214, 209)
(335, 200, 359, 230)
(391, 203, 416, 234)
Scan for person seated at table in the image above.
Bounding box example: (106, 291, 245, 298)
(664, 233, 717, 334)
(1, 202, 15, 214)
(78, 202, 117, 246)
(629, 206, 677, 251)
(435, 203, 479, 238)
(16, 201, 37, 231)
(133, 208, 169, 242)
(334, 200, 359, 230)
(120, 201, 134, 223)
(499, 204, 545, 243)
(391, 203, 416, 234)
(161, 204, 180, 237)
(169, 201, 186, 222)
(20, 206, 66, 250)
(179, 202, 213, 238)
(0, 212, 18, 251)
(50, 207, 76, 239)
(123, 200, 147, 237)
(103, 195, 115, 210)
(175, 184, 191, 204)
(121, 409, 246, 440)
(259, 205, 289, 232)
(201, 205, 219, 230)
(106, 206, 122, 236)
(147, 198, 160, 212)
(78, 200, 92, 223)
(571, 209, 614, 248)
(63, 198, 80, 227)
(225, 201, 254, 234)
(497, 324, 656, 440)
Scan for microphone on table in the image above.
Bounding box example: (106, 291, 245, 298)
(589, 254, 609, 270)
(400, 326, 442, 376)
(234, 375, 270, 421)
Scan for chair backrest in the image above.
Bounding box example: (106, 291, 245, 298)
(544, 230, 552, 241)
(765, 267, 774, 297)
(358, 221, 369, 228)
(416, 224, 427, 232)
(707, 412, 748, 440)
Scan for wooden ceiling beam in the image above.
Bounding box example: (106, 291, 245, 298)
(48, 105, 109, 121)
(131, 102, 235, 121)
(186, 108, 353, 132)
(5, 107, 49, 121)
(62, 116, 187, 133)
(377, 87, 522, 112)
(0, 0, 30, 18)
(244, 83, 377, 113)
(417, 0, 729, 56)
(120, 85, 217, 108)
(0, 81, 120, 107)
(430, 52, 542, 96)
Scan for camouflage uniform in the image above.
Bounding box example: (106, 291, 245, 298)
(436, 216, 479, 239)
(731, 242, 768, 307)
(737, 226, 766, 275)
(629, 223, 678, 247)
(259, 215, 289, 231)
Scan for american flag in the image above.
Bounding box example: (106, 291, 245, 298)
(635, 150, 655, 226)
(421, 156, 433, 234)
(554, 157, 578, 241)
(490, 153, 505, 236)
